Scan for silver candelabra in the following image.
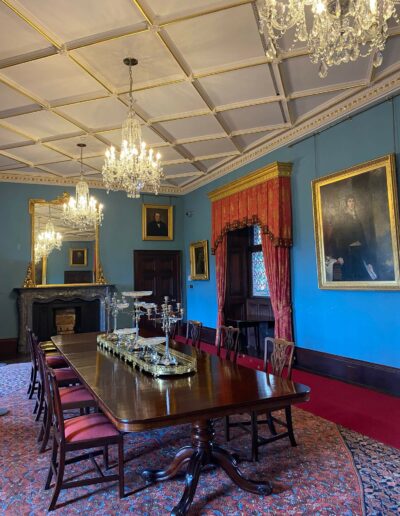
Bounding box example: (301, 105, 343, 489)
(146, 296, 184, 366)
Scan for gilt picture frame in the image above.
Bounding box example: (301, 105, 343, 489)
(190, 240, 209, 280)
(142, 204, 173, 241)
(70, 248, 87, 267)
(312, 154, 400, 290)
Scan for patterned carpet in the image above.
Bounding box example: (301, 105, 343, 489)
(0, 363, 398, 515)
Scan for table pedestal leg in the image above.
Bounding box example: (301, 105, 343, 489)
(142, 418, 272, 516)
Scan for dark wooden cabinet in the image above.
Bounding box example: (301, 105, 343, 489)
(134, 250, 181, 305)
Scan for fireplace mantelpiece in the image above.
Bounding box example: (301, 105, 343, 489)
(15, 284, 114, 353)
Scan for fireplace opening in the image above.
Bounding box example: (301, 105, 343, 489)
(54, 308, 77, 335)
(32, 298, 100, 342)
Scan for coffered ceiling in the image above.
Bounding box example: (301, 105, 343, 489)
(1, 0, 400, 195)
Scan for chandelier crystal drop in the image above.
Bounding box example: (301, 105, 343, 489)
(63, 143, 104, 230)
(34, 215, 62, 263)
(102, 57, 163, 199)
(257, 0, 400, 77)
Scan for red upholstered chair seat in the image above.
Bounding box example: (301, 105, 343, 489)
(174, 335, 186, 344)
(54, 368, 79, 383)
(45, 355, 68, 368)
(59, 385, 95, 408)
(64, 413, 120, 443)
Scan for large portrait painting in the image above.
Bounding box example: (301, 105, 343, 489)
(312, 154, 400, 290)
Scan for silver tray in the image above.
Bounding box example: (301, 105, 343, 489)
(97, 334, 197, 377)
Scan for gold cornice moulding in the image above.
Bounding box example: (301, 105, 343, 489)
(207, 161, 292, 202)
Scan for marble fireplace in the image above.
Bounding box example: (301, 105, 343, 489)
(15, 284, 113, 353)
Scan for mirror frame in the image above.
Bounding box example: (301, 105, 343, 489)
(24, 192, 106, 287)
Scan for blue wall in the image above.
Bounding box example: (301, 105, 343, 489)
(2, 97, 400, 368)
(0, 183, 184, 340)
(183, 97, 400, 368)
(46, 240, 94, 284)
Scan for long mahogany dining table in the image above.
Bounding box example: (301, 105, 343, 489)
(51, 332, 310, 515)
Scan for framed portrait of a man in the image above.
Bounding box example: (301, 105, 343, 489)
(70, 248, 87, 267)
(190, 240, 209, 280)
(142, 204, 173, 241)
(312, 154, 400, 290)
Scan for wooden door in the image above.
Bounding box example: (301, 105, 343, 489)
(225, 228, 249, 320)
(134, 250, 181, 305)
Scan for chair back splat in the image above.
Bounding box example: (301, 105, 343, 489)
(185, 320, 203, 349)
(264, 337, 294, 379)
(216, 325, 240, 363)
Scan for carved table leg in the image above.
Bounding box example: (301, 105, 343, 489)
(142, 446, 193, 482)
(142, 419, 272, 516)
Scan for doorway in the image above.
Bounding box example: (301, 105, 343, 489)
(133, 250, 182, 305)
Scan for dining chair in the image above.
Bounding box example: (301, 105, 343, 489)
(216, 325, 240, 362)
(185, 320, 203, 349)
(36, 346, 97, 453)
(45, 369, 124, 511)
(26, 327, 57, 399)
(225, 337, 296, 461)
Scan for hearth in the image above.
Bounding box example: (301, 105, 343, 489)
(15, 284, 113, 353)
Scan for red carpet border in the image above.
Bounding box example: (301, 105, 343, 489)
(0, 363, 397, 515)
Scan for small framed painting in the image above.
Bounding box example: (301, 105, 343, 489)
(190, 240, 209, 280)
(312, 154, 400, 290)
(70, 248, 87, 266)
(142, 204, 173, 241)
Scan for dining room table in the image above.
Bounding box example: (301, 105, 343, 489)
(51, 331, 310, 515)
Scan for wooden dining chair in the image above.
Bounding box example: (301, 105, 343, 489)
(216, 325, 240, 362)
(45, 369, 124, 511)
(225, 337, 296, 461)
(185, 320, 203, 349)
(36, 345, 97, 453)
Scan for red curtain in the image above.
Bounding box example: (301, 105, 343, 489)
(211, 175, 293, 340)
(215, 237, 227, 327)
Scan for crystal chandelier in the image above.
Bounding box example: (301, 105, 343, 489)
(102, 57, 163, 198)
(257, 0, 400, 77)
(63, 143, 104, 230)
(34, 208, 62, 263)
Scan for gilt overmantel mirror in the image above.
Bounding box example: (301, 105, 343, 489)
(24, 193, 105, 287)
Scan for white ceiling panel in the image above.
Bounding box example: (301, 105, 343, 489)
(143, 0, 247, 21)
(57, 97, 127, 130)
(280, 54, 370, 95)
(232, 131, 275, 150)
(219, 103, 285, 132)
(5, 143, 66, 164)
(195, 157, 225, 171)
(158, 146, 185, 162)
(198, 65, 277, 107)
(0, 4, 52, 62)
(164, 4, 264, 74)
(72, 31, 184, 90)
(182, 137, 237, 158)
(375, 36, 400, 79)
(49, 135, 107, 158)
(158, 114, 226, 141)
(16, 0, 145, 43)
(4, 111, 80, 139)
(0, 154, 25, 169)
(2, 54, 104, 103)
(0, 82, 39, 115)
(290, 91, 349, 122)
(129, 82, 209, 120)
(0, 126, 33, 147)
(83, 156, 106, 171)
(163, 162, 200, 176)
(43, 160, 92, 177)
